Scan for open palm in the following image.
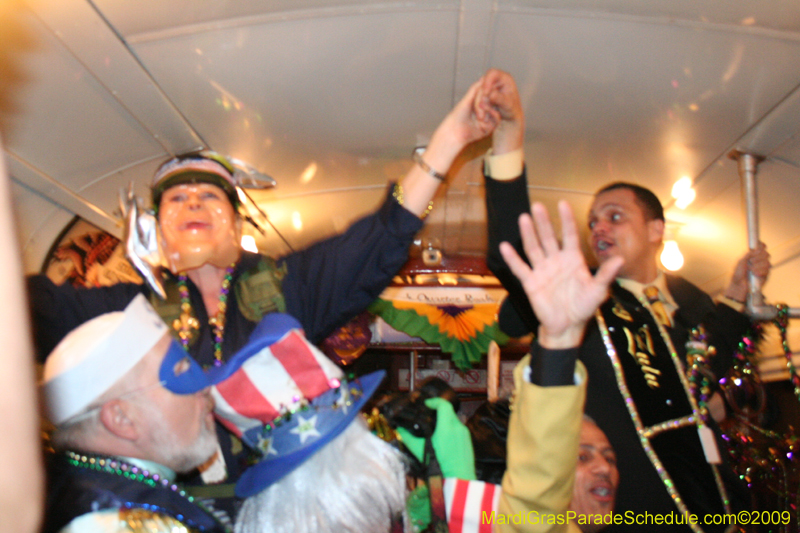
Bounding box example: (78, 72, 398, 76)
(500, 201, 624, 349)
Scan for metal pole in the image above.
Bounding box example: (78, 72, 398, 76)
(729, 150, 800, 320)
(736, 152, 764, 308)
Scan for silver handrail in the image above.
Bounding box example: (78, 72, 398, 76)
(729, 150, 800, 320)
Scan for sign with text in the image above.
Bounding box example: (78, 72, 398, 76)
(379, 286, 507, 307)
(398, 368, 487, 392)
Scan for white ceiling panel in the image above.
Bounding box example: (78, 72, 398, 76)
(11, 178, 76, 271)
(492, 13, 800, 192)
(130, 9, 461, 198)
(4, 10, 164, 190)
(95, 0, 461, 40)
(248, 186, 386, 255)
(501, 0, 800, 32)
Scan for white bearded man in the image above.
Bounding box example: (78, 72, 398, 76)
(41, 295, 229, 533)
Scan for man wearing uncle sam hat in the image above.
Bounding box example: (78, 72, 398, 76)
(41, 295, 231, 533)
(208, 312, 408, 533)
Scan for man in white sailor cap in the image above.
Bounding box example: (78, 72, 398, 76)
(41, 294, 229, 533)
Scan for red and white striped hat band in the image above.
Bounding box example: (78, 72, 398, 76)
(206, 313, 387, 496)
(211, 322, 344, 438)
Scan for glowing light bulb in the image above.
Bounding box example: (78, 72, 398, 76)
(660, 240, 684, 271)
(241, 234, 258, 253)
(292, 211, 303, 230)
(675, 188, 696, 209)
(672, 177, 692, 196)
(671, 177, 696, 209)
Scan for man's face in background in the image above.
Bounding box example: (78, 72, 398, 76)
(570, 419, 619, 533)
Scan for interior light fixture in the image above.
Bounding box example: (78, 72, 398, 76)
(438, 274, 458, 286)
(675, 188, 696, 209)
(421, 237, 442, 266)
(671, 177, 696, 209)
(292, 211, 303, 231)
(660, 240, 684, 271)
(300, 162, 318, 184)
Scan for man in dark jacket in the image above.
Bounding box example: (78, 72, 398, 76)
(480, 69, 771, 531)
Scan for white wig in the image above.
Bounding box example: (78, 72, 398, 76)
(235, 417, 408, 533)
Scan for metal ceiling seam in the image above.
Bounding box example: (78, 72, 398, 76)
(452, 0, 497, 102)
(27, 0, 204, 154)
(445, 0, 501, 250)
(75, 153, 168, 193)
(83, 0, 208, 153)
(247, 184, 386, 201)
(746, 91, 800, 162)
(662, 77, 800, 213)
(771, 155, 800, 170)
(4, 150, 119, 238)
(765, 232, 800, 272)
(492, 5, 800, 42)
(124, 2, 460, 45)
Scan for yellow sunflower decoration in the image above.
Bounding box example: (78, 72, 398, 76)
(369, 287, 508, 369)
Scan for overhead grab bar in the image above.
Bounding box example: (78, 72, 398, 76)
(729, 150, 800, 320)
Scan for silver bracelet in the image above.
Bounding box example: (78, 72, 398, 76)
(413, 150, 446, 182)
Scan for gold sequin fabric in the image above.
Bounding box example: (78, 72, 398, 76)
(118, 508, 198, 533)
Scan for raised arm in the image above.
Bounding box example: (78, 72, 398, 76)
(280, 72, 510, 341)
(0, 140, 43, 533)
(398, 73, 504, 216)
(477, 69, 541, 338)
(496, 202, 621, 533)
(476, 68, 525, 156)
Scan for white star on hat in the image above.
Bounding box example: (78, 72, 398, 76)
(256, 434, 278, 456)
(290, 413, 321, 444)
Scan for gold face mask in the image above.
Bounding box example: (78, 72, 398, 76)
(158, 183, 242, 273)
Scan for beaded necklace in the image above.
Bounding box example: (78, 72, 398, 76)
(686, 325, 713, 420)
(775, 303, 800, 402)
(175, 263, 236, 366)
(64, 451, 231, 532)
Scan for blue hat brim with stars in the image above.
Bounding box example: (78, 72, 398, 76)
(234, 369, 386, 498)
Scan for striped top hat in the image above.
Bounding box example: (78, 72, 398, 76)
(207, 313, 385, 498)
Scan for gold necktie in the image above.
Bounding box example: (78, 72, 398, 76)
(644, 285, 672, 328)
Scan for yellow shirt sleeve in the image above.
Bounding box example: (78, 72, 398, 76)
(496, 356, 586, 533)
(485, 148, 524, 181)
